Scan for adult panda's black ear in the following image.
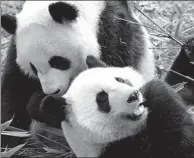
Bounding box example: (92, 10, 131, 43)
(1, 14, 17, 34)
(40, 95, 67, 121)
(49, 2, 78, 24)
(86, 55, 107, 69)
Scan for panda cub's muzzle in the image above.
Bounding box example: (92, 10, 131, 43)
(127, 90, 139, 103)
(122, 90, 145, 121)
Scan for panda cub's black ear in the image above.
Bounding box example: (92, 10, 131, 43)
(49, 2, 78, 23)
(86, 55, 107, 69)
(1, 14, 17, 34)
(40, 95, 67, 122)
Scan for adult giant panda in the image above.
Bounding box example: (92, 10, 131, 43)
(1, 1, 154, 131)
(41, 57, 194, 158)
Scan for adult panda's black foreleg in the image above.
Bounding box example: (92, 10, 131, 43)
(1, 37, 41, 129)
(1, 37, 42, 147)
(27, 91, 64, 129)
(142, 79, 194, 158)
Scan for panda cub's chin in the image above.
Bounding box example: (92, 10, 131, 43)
(133, 104, 145, 116)
(121, 105, 147, 121)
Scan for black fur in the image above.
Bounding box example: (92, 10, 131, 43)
(30, 62, 38, 76)
(26, 90, 64, 128)
(49, 56, 71, 70)
(165, 38, 194, 105)
(99, 80, 194, 158)
(86, 55, 107, 68)
(96, 91, 111, 113)
(1, 37, 41, 147)
(40, 95, 68, 124)
(1, 37, 41, 129)
(1, 15, 17, 34)
(49, 2, 78, 23)
(98, 1, 146, 71)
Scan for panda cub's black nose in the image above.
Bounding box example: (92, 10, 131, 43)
(127, 90, 139, 103)
(53, 89, 60, 95)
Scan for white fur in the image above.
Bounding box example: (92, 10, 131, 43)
(15, 1, 105, 95)
(61, 67, 148, 157)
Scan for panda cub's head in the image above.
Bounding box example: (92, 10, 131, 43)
(1, 1, 104, 95)
(41, 56, 148, 144)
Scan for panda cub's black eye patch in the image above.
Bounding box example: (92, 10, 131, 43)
(49, 56, 71, 70)
(30, 63, 38, 75)
(96, 91, 110, 113)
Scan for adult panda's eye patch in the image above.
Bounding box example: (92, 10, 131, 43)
(49, 56, 71, 70)
(30, 63, 38, 75)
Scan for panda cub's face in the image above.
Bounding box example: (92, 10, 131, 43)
(64, 67, 148, 143)
(2, 1, 104, 95)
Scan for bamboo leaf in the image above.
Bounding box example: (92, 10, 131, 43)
(1, 116, 14, 132)
(1, 142, 27, 158)
(1, 131, 31, 137)
(2, 146, 9, 155)
(43, 147, 64, 154)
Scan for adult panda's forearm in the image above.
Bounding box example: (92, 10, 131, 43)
(142, 79, 194, 158)
(1, 37, 41, 129)
(27, 91, 62, 129)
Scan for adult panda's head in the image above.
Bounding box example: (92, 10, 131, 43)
(41, 56, 148, 145)
(1, 1, 104, 95)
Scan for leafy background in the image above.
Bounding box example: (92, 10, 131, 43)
(1, 1, 194, 157)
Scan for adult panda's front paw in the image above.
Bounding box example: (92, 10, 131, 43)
(141, 79, 190, 141)
(141, 79, 185, 110)
(40, 95, 66, 128)
(27, 91, 62, 128)
(27, 90, 46, 120)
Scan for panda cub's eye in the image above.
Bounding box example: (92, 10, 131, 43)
(115, 77, 133, 86)
(49, 56, 71, 70)
(96, 91, 110, 113)
(115, 77, 125, 83)
(30, 63, 38, 75)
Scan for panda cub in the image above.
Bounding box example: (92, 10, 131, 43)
(41, 56, 194, 158)
(1, 1, 155, 130)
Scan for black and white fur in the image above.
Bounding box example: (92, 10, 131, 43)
(1, 1, 154, 136)
(165, 37, 194, 105)
(41, 57, 194, 158)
